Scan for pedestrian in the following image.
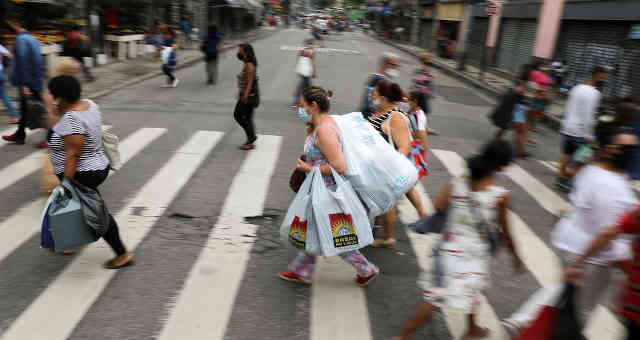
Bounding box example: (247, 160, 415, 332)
(407, 91, 429, 149)
(43, 75, 133, 268)
(527, 61, 552, 139)
(360, 52, 400, 119)
(555, 66, 607, 192)
(552, 116, 638, 327)
(411, 52, 438, 135)
(367, 80, 417, 248)
(201, 25, 223, 85)
(1, 15, 46, 148)
(279, 86, 380, 286)
(147, 19, 166, 60)
(566, 204, 640, 340)
(61, 24, 94, 82)
(619, 96, 640, 180)
(234, 43, 259, 150)
(0, 43, 19, 124)
(511, 65, 537, 158)
(292, 39, 316, 108)
(490, 84, 524, 140)
(180, 16, 192, 49)
(161, 43, 179, 88)
(394, 139, 522, 340)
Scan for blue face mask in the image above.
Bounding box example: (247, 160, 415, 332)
(298, 107, 311, 122)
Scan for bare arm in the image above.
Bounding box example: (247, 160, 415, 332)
(433, 183, 452, 212)
(385, 114, 412, 156)
(243, 63, 256, 101)
(498, 195, 523, 271)
(414, 130, 428, 149)
(315, 125, 346, 175)
(63, 134, 85, 180)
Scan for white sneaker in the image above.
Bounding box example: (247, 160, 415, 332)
(172, 79, 180, 88)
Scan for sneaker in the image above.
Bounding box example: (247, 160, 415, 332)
(172, 78, 180, 88)
(35, 141, 48, 149)
(278, 271, 312, 285)
(2, 134, 25, 145)
(355, 267, 380, 286)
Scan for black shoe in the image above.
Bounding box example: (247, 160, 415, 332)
(555, 177, 572, 193)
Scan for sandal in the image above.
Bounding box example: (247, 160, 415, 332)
(239, 143, 255, 150)
(104, 252, 134, 269)
(371, 238, 396, 248)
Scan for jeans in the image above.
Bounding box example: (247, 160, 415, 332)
(205, 57, 218, 84)
(162, 65, 175, 84)
(56, 168, 127, 256)
(0, 72, 18, 117)
(16, 88, 42, 140)
(294, 76, 311, 103)
(234, 99, 256, 143)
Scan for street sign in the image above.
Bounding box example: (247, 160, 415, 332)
(486, 1, 498, 16)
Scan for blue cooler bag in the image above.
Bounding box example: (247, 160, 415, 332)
(47, 181, 99, 253)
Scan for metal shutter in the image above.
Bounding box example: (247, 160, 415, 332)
(618, 40, 640, 97)
(419, 19, 433, 51)
(496, 19, 536, 74)
(557, 21, 627, 98)
(467, 17, 489, 66)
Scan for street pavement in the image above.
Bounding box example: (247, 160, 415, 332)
(0, 28, 628, 340)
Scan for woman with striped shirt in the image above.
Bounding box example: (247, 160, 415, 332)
(44, 75, 132, 269)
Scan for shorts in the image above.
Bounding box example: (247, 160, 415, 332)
(512, 104, 529, 123)
(562, 134, 586, 155)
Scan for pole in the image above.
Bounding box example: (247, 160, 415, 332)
(456, 0, 473, 71)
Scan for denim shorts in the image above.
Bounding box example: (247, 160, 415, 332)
(512, 104, 529, 123)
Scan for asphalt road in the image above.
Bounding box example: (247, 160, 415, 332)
(0, 28, 624, 340)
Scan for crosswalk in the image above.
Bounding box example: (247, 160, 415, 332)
(0, 125, 630, 340)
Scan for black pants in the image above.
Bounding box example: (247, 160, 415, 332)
(57, 169, 127, 256)
(294, 76, 311, 103)
(626, 319, 639, 340)
(16, 89, 42, 140)
(162, 65, 175, 84)
(234, 99, 256, 143)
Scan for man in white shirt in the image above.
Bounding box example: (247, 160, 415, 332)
(555, 66, 607, 192)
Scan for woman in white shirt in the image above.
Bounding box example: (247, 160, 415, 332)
(552, 116, 638, 325)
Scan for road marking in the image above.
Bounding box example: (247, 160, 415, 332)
(0, 129, 214, 340)
(0, 126, 112, 193)
(280, 45, 361, 55)
(398, 183, 506, 340)
(0, 127, 41, 148)
(539, 160, 559, 173)
(0, 127, 166, 263)
(504, 163, 571, 217)
(157, 135, 281, 340)
(430, 150, 624, 340)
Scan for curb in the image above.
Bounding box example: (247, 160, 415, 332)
(88, 28, 280, 101)
(371, 34, 563, 131)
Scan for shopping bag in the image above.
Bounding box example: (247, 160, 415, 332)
(70, 179, 110, 238)
(280, 168, 321, 254)
(550, 284, 585, 340)
(312, 167, 374, 257)
(295, 56, 313, 77)
(409, 140, 428, 179)
(102, 129, 122, 171)
(47, 181, 99, 253)
(40, 198, 55, 250)
(40, 153, 60, 196)
(332, 112, 418, 218)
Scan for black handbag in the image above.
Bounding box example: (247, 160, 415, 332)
(410, 209, 449, 234)
(25, 95, 47, 129)
(247, 77, 260, 108)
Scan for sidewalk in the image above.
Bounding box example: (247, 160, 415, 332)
(0, 26, 278, 118)
(372, 34, 565, 130)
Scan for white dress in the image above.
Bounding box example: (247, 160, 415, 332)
(420, 178, 508, 313)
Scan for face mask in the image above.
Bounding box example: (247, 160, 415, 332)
(398, 102, 410, 113)
(237, 53, 244, 61)
(297, 107, 311, 122)
(372, 98, 381, 108)
(387, 69, 399, 79)
(611, 145, 637, 170)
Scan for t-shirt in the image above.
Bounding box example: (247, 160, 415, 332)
(407, 109, 427, 132)
(49, 100, 109, 175)
(561, 84, 601, 140)
(552, 165, 637, 265)
(0, 44, 9, 73)
(617, 208, 640, 325)
(529, 70, 552, 91)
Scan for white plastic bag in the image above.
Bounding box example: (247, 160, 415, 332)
(102, 129, 122, 171)
(295, 56, 313, 77)
(312, 167, 374, 257)
(280, 168, 321, 254)
(502, 284, 565, 333)
(332, 112, 418, 218)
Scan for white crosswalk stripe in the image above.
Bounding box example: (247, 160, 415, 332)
(0, 133, 631, 340)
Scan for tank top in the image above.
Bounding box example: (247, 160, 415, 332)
(304, 123, 343, 187)
(367, 109, 400, 142)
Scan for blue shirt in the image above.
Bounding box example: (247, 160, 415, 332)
(11, 32, 44, 92)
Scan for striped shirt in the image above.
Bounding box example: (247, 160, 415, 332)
(49, 100, 109, 175)
(367, 109, 395, 142)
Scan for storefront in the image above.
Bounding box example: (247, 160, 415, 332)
(435, 1, 465, 58)
(418, 5, 435, 51)
(495, 18, 537, 74)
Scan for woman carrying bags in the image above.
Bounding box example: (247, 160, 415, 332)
(279, 86, 379, 286)
(44, 75, 132, 269)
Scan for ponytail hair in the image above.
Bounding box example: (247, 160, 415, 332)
(467, 139, 513, 181)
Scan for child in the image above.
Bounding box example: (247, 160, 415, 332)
(161, 43, 179, 88)
(407, 91, 429, 149)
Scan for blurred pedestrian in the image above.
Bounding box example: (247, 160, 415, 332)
(394, 139, 521, 340)
(180, 16, 192, 49)
(620, 96, 640, 180)
(235, 44, 259, 150)
(43, 75, 133, 268)
(161, 42, 179, 88)
(61, 24, 94, 82)
(0, 43, 18, 124)
(552, 116, 638, 327)
(555, 66, 606, 192)
(527, 61, 552, 137)
(2, 15, 46, 148)
(292, 39, 316, 108)
(411, 52, 438, 135)
(279, 86, 379, 286)
(360, 52, 400, 119)
(201, 25, 223, 85)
